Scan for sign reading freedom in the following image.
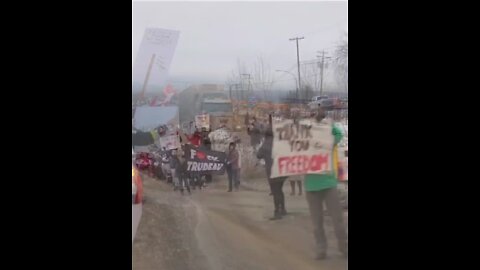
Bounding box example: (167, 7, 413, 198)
(270, 119, 334, 178)
(184, 145, 226, 175)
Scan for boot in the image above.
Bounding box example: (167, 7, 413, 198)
(315, 253, 327, 260)
(280, 202, 287, 216)
(290, 181, 295, 196)
(297, 181, 302, 195)
(269, 209, 282, 220)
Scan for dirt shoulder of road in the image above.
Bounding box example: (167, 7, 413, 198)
(133, 175, 347, 270)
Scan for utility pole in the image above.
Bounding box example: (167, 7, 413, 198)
(317, 50, 331, 96)
(289, 37, 304, 101)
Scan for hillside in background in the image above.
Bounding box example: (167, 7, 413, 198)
(132, 81, 347, 102)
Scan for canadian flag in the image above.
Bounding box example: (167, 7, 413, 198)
(149, 96, 159, 106)
(149, 84, 176, 106)
(163, 84, 175, 96)
(159, 84, 176, 106)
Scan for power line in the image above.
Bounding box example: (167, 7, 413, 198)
(303, 18, 348, 36)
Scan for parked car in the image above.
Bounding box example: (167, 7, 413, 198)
(319, 98, 339, 110)
(308, 95, 329, 109)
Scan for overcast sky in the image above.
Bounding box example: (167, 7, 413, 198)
(132, 1, 348, 90)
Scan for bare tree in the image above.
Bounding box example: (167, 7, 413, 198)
(227, 56, 275, 101)
(302, 84, 315, 100)
(301, 62, 321, 96)
(252, 55, 274, 100)
(226, 59, 249, 100)
(334, 32, 348, 92)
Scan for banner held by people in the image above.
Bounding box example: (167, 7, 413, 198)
(270, 119, 334, 178)
(184, 145, 226, 175)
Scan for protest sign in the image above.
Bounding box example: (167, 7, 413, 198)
(132, 28, 180, 93)
(195, 114, 210, 130)
(184, 145, 226, 175)
(270, 119, 334, 178)
(159, 134, 180, 150)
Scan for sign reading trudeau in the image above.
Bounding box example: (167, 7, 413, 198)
(185, 145, 226, 175)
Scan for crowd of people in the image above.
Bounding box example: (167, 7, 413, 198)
(155, 127, 213, 195)
(136, 105, 347, 260)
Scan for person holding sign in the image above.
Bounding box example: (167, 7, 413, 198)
(305, 107, 347, 260)
(247, 117, 262, 149)
(257, 115, 288, 220)
(188, 128, 202, 147)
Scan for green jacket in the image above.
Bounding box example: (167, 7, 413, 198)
(304, 123, 343, 192)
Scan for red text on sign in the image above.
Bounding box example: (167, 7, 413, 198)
(278, 154, 329, 175)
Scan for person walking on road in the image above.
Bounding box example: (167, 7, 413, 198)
(170, 149, 180, 190)
(176, 147, 191, 195)
(226, 142, 240, 192)
(201, 129, 213, 185)
(305, 107, 347, 260)
(257, 115, 287, 220)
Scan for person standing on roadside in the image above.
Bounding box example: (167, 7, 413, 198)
(201, 128, 213, 185)
(225, 142, 240, 192)
(305, 107, 347, 260)
(188, 128, 202, 147)
(289, 175, 303, 196)
(247, 117, 261, 151)
(169, 149, 180, 190)
(176, 146, 190, 195)
(257, 115, 287, 220)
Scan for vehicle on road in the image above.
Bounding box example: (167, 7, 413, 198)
(307, 95, 329, 109)
(201, 97, 237, 130)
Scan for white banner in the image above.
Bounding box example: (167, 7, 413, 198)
(159, 134, 180, 150)
(132, 28, 180, 91)
(270, 119, 335, 178)
(195, 114, 210, 130)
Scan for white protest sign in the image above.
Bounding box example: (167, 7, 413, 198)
(132, 28, 180, 92)
(195, 114, 210, 130)
(270, 119, 334, 178)
(159, 134, 180, 150)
